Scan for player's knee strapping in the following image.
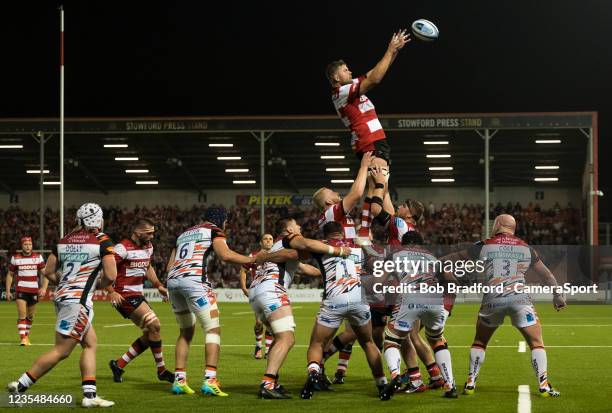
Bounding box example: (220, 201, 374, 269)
(195, 305, 220, 332)
(425, 327, 444, 342)
(206, 333, 221, 345)
(140, 311, 159, 331)
(384, 327, 404, 348)
(269, 315, 295, 334)
(175, 312, 196, 329)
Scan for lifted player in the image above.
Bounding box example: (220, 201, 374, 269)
(108, 219, 173, 384)
(240, 233, 275, 360)
(462, 214, 565, 398)
(5, 236, 47, 345)
(166, 206, 253, 397)
(7, 203, 117, 407)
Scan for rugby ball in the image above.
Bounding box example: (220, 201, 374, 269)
(411, 19, 439, 41)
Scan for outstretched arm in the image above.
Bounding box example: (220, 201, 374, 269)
(343, 152, 374, 213)
(213, 238, 254, 265)
(287, 235, 351, 257)
(532, 259, 566, 311)
(360, 29, 410, 95)
(256, 248, 299, 264)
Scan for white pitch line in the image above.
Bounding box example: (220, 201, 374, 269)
(103, 323, 134, 328)
(232, 306, 302, 315)
(517, 385, 531, 413)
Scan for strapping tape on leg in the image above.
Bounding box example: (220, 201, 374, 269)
(270, 316, 295, 333)
(384, 327, 404, 347)
(195, 306, 220, 332)
(140, 311, 159, 331)
(175, 312, 196, 329)
(205, 333, 221, 345)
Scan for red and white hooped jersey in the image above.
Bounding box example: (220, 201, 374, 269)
(331, 76, 386, 153)
(54, 229, 115, 306)
(9, 252, 45, 294)
(312, 238, 363, 299)
(318, 202, 356, 240)
(167, 223, 225, 285)
(113, 239, 153, 297)
(388, 216, 415, 247)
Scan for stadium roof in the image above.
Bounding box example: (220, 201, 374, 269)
(0, 112, 595, 194)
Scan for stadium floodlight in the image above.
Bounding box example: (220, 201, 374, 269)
(217, 156, 241, 160)
(233, 180, 256, 184)
(428, 166, 453, 171)
(426, 154, 451, 158)
(321, 155, 345, 159)
(534, 177, 559, 182)
(0, 145, 23, 149)
(135, 180, 159, 185)
(26, 170, 50, 174)
(423, 141, 449, 145)
(115, 157, 139, 161)
(43, 181, 61, 185)
(125, 169, 149, 173)
(225, 169, 249, 172)
(431, 178, 455, 182)
(209, 143, 234, 147)
(326, 168, 350, 172)
(331, 179, 354, 183)
(535, 165, 560, 170)
(315, 142, 340, 146)
(535, 139, 562, 144)
(104, 144, 128, 148)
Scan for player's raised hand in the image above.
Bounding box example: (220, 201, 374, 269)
(388, 29, 410, 52)
(360, 151, 374, 170)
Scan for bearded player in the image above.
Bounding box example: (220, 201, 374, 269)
(5, 236, 47, 346)
(108, 219, 174, 384)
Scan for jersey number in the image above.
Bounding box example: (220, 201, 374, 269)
(178, 241, 195, 260)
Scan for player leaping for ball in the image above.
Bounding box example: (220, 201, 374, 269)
(326, 29, 410, 238)
(166, 206, 254, 397)
(5, 236, 47, 346)
(459, 214, 565, 398)
(107, 219, 174, 384)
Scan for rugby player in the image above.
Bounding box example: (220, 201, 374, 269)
(462, 214, 565, 397)
(249, 218, 324, 399)
(381, 230, 459, 399)
(7, 203, 117, 407)
(5, 236, 47, 346)
(239, 233, 275, 360)
(108, 219, 174, 383)
(166, 206, 253, 397)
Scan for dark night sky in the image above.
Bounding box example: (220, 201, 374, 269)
(2, 1, 610, 215)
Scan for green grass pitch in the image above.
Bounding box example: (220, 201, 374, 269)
(1, 300, 611, 412)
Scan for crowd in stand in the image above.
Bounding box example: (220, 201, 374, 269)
(0, 201, 583, 289)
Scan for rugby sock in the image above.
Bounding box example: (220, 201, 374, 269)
(82, 377, 96, 399)
(17, 319, 27, 339)
(336, 343, 353, 375)
(467, 344, 486, 386)
(323, 335, 343, 362)
(407, 366, 423, 384)
(149, 340, 166, 374)
(375, 375, 388, 386)
(264, 331, 274, 355)
(254, 324, 264, 348)
(204, 365, 217, 380)
(174, 368, 187, 383)
(117, 337, 149, 369)
(358, 197, 372, 237)
(17, 371, 36, 392)
(433, 341, 454, 388)
(531, 346, 549, 390)
(383, 346, 402, 379)
(261, 373, 277, 390)
(426, 362, 442, 381)
(307, 362, 321, 375)
(24, 318, 32, 337)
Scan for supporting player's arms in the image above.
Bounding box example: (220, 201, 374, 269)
(343, 152, 374, 213)
(360, 29, 410, 95)
(532, 259, 567, 311)
(297, 263, 321, 277)
(213, 237, 255, 265)
(43, 254, 59, 284)
(5, 271, 13, 300)
(99, 254, 118, 289)
(286, 235, 351, 257)
(370, 169, 388, 218)
(256, 248, 299, 264)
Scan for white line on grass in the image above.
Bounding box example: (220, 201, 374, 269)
(232, 306, 302, 315)
(517, 385, 531, 413)
(518, 341, 527, 352)
(103, 323, 133, 328)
